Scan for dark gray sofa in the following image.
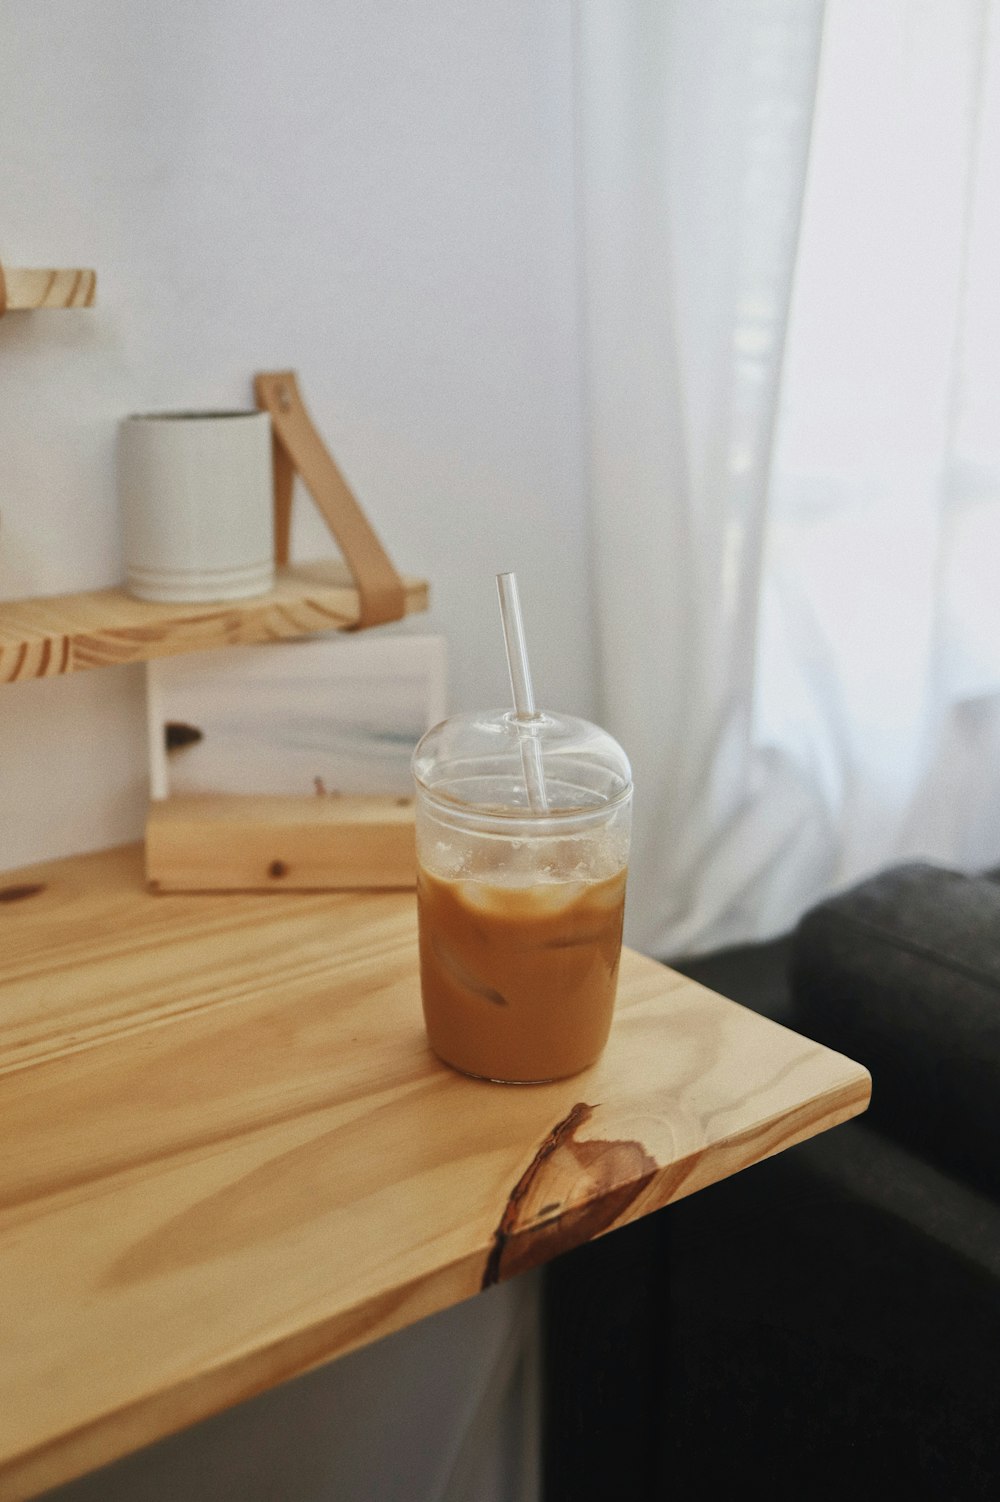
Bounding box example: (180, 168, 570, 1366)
(662, 862, 1000, 1499)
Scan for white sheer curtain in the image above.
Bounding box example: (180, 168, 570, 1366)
(578, 0, 1000, 958)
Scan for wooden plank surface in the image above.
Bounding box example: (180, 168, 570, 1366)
(0, 845, 870, 1499)
(145, 793, 417, 891)
(0, 267, 96, 312)
(0, 561, 429, 683)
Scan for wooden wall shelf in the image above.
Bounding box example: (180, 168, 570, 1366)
(0, 843, 870, 1499)
(0, 265, 96, 315)
(0, 561, 429, 684)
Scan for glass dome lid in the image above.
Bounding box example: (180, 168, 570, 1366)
(412, 709, 632, 817)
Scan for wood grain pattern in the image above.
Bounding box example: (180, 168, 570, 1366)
(0, 266, 96, 312)
(0, 561, 429, 684)
(146, 793, 417, 890)
(0, 844, 870, 1499)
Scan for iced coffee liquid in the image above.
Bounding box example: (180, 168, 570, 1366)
(416, 863, 627, 1083)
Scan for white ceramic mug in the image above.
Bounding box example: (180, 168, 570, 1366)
(119, 410, 275, 603)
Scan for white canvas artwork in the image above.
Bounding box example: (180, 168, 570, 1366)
(147, 634, 448, 800)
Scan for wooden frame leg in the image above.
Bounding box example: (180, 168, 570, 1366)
(272, 436, 295, 567)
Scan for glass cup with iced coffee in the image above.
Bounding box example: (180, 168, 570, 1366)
(412, 707, 632, 1083)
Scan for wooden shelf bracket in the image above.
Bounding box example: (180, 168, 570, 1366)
(254, 370, 406, 630)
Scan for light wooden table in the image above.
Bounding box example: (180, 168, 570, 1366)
(0, 845, 870, 1500)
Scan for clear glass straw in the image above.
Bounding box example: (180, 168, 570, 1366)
(496, 572, 549, 812)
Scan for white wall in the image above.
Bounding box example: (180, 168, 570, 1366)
(0, 0, 592, 872)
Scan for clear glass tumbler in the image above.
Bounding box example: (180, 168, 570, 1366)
(412, 709, 632, 1083)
